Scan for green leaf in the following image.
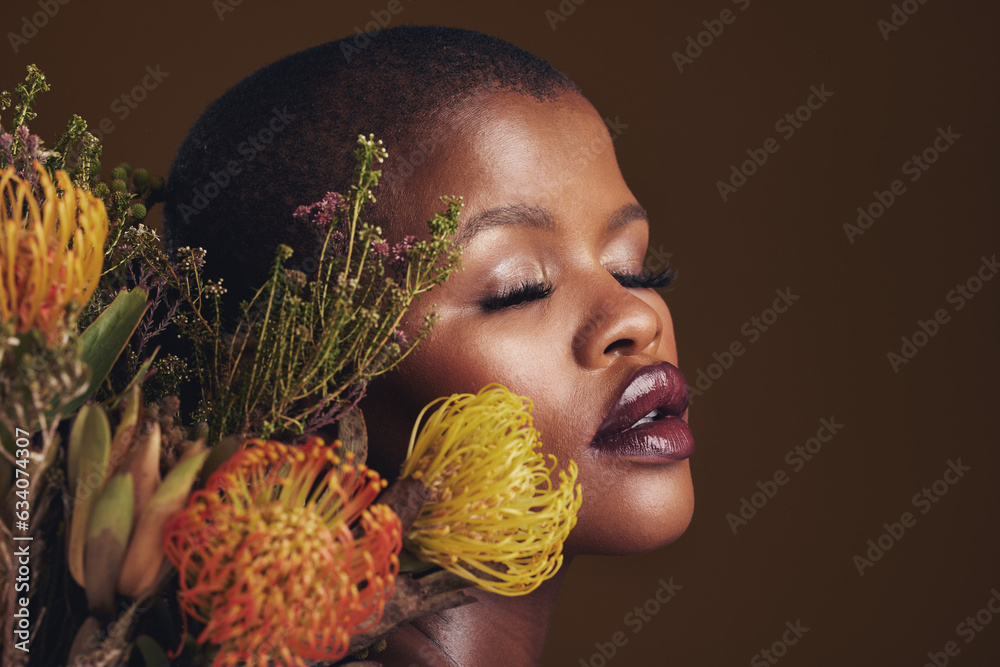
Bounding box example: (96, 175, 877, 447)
(67, 287, 149, 415)
(398, 549, 436, 574)
(134, 635, 171, 667)
(87, 472, 133, 544)
(66, 405, 111, 588)
(67, 404, 111, 498)
(200, 434, 241, 482)
(84, 472, 133, 618)
(111, 352, 158, 411)
(147, 448, 208, 512)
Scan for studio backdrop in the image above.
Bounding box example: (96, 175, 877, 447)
(2, 0, 997, 665)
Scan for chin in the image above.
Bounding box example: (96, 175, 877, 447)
(563, 460, 695, 556)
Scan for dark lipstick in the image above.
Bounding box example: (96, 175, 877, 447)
(590, 361, 695, 462)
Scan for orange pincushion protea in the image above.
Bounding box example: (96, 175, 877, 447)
(163, 438, 401, 667)
(0, 162, 108, 343)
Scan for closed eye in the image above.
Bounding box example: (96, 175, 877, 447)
(480, 280, 555, 312)
(479, 263, 674, 313)
(611, 265, 676, 289)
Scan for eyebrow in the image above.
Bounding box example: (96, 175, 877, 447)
(453, 202, 648, 246)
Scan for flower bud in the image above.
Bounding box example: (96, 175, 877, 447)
(131, 168, 149, 190)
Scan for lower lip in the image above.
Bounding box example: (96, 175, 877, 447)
(590, 417, 695, 462)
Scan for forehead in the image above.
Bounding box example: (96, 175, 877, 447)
(379, 90, 633, 240)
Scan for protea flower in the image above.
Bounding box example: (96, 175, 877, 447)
(400, 383, 583, 596)
(0, 161, 108, 344)
(63, 391, 211, 666)
(163, 438, 402, 667)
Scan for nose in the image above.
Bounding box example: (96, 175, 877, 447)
(572, 277, 664, 369)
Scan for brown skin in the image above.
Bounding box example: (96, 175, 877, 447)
(357, 90, 694, 666)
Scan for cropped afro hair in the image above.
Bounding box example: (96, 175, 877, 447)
(162, 25, 580, 316)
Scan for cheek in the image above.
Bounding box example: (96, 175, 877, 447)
(406, 313, 585, 454)
(413, 320, 566, 421)
(405, 320, 517, 394)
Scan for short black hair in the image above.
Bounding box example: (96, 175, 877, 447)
(162, 25, 580, 315)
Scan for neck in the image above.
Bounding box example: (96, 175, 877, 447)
(377, 559, 573, 667)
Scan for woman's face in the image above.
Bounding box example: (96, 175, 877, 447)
(360, 90, 694, 555)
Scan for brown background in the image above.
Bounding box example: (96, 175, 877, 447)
(2, 0, 997, 665)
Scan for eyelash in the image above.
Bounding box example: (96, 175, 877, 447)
(481, 280, 555, 312)
(480, 265, 677, 312)
(613, 266, 677, 290)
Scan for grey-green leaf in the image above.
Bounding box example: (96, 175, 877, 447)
(67, 287, 148, 415)
(337, 404, 368, 465)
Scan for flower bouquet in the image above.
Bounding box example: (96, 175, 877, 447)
(0, 66, 582, 666)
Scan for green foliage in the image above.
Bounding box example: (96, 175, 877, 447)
(72, 287, 149, 414)
(0, 66, 166, 667)
(0, 66, 161, 245)
(0, 68, 469, 667)
(0, 65, 102, 186)
(49, 113, 102, 186)
(137, 134, 463, 441)
(0, 63, 50, 132)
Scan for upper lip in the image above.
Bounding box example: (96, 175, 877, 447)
(592, 361, 690, 442)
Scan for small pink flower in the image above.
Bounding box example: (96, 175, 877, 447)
(388, 235, 417, 269)
(292, 192, 347, 228)
(370, 241, 390, 258)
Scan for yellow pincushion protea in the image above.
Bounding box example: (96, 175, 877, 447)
(163, 438, 402, 667)
(0, 162, 108, 343)
(400, 383, 583, 596)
